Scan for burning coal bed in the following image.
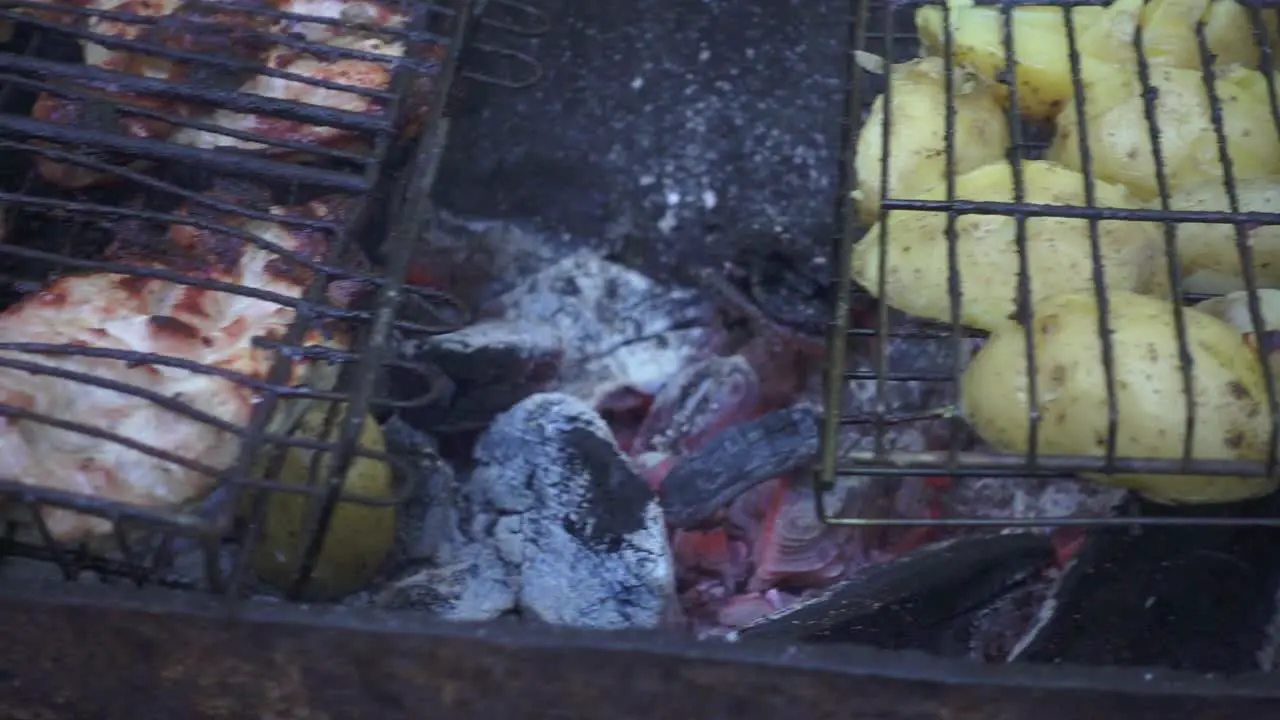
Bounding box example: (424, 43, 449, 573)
(339, 213, 1280, 675)
(9, 209, 1280, 676)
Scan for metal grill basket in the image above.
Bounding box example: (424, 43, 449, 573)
(0, 0, 543, 601)
(820, 0, 1280, 531)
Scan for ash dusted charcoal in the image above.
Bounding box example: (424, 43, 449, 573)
(729, 533, 1055, 648)
(475, 393, 674, 628)
(560, 427, 655, 548)
(394, 319, 565, 433)
(395, 251, 711, 431)
(1011, 494, 1280, 673)
(383, 393, 675, 629)
(484, 251, 712, 406)
(661, 404, 822, 529)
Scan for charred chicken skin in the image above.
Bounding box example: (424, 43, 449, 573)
(0, 182, 357, 543)
(24, 0, 439, 188)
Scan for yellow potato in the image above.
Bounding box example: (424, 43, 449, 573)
(851, 159, 1171, 331)
(917, 0, 1277, 122)
(1141, 0, 1279, 69)
(1048, 64, 1280, 202)
(250, 406, 397, 601)
(915, 0, 1136, 121)
(1164, 176, 1280, 295)
(962, 291, 1275, 504)
(853, 56, 1010, 225)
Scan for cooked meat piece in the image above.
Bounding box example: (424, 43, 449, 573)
(31, 0, 271, 187)
(171, 0, 438, 155)
(0, 187, 358, 543)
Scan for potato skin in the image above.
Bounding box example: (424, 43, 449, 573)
(1167, 176, 1280, 295)
(850, 160, 1171, 331)
(251, 406, 397, 601)
(1141, 0, 1279, 69)
(854, 56, 1010, 225)
(1048, 65, 1280, 202)
(916, 0, 1276, 122)
(915, 0, 1127, 122)
(962, 291, 1275, 504)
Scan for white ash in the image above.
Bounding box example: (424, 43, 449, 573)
(397, 250, 710, 420)
(484, 250, 712, 405)
(379, 393, 675, 630)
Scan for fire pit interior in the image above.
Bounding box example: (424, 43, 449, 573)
(3, 0, 1280, 702)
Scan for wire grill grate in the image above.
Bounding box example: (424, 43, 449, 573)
(818, 0, 1280, 529)
(0, 0, 544, 599)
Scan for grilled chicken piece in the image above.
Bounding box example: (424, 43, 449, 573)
(0, 184, 358, 543)
(29, 0, 442, 187)
(30, 0, 272, 188)
(172, 0, 443, 156)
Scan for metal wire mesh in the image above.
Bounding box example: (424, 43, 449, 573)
(819, 0, 1280, 529)
(0, 0, 530, 599)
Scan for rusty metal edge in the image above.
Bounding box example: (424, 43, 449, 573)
(0, 580, 1277, 719)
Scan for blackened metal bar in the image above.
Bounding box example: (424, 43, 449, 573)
(940, 0, 963, 477)
(0, 583, 1279, 720)
(0, 114, 372, 190)
(1061, 6, 1119, 474)
(478, 0, 550, 35)
(0, 73, 374, 159)
(815, 0, 870, 520)
(832, 448, 1279, 478)
(879, 197, 1280, 225)
(1194, 25, 1280, 479)
(460, 42, 543, 88)
(219, 0, 467, 600)
(0, 54, 396, 133)
(285, 0, 474, 600)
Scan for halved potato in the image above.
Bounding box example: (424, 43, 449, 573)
(851, 159, 1171, 331)
(962, 291, 1275, 504)
(1048, 64, 1280, 202)
(917, 0, 1279, 122)
(915, 0, 1136, 121)
(853, 56, 1011, 225)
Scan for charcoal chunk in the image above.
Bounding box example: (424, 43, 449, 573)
(661, 403, 822, 529)
(386, 393, 675, 629)
(1010, 494, 1280, 673)
(396, 319, 565, 433)
(732, 533, 1055, 647)
(485, 251, 710, 404)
